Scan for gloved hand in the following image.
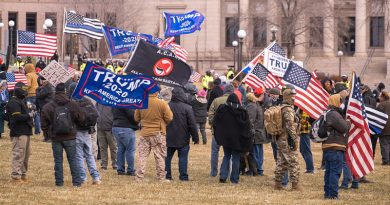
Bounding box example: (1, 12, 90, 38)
(28, 111, 35, 118)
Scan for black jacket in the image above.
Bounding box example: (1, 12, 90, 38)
(97, 104, 113, 131)
(6, 96, 33, 137)
(214, 94, 253, 152)
(207, 86, 223, 111)
(363, 90, 376, 108)
(36, 84, 54, 110)
(247, 101, 269, 144)
(74, 98, 99, 131)
(166, 88, 199, 148)
(191, 96, 208, 123)
(323, 107, 351, 151)
(112, 107, 138, 130)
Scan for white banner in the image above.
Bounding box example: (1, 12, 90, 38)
(263, 49, 290, 77)
(40, 61, 72, 86)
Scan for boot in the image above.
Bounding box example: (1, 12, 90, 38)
(291, 182, 302, 191)
(274, 181, 283, 190)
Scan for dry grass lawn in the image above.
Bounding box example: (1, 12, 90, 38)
(0, 128, 390, 205)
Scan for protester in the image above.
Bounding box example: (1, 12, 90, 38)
(246, 89, 269, 176)
(35, 57, 46, 71)
(14, 56, 25, 69)
(231, 81, 242, 104)
(323, 94, 351, 199)
(41, 83, 84, 186)
(112, 106, 138, 175)
(0, 80, 8, 138)
(96, 103, 117, 170)
(184, 80, 198, 104)
(165, 88, 199, 181)
(274, 87, 301, 191)
(6, 82, 34, 183)
(36, 76, 55, 142)
(207, 78, 223, 111)
(191, 90, 208, 144)
(322, 77, 335, 95)
(134, 90, 173, 182)
(214, 93, 253, 184)
(202, 71, 214, 91)
(373, 82, 385, 102)
(208, 84, 234, 177)
(25, 63, 40, 135)
(299, 111, 314, 174)
(378, 91, 390, 165)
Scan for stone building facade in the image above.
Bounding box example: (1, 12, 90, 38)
(0, 0, 389, 82)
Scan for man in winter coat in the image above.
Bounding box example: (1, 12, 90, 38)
(41, 83, 85, 187)
(378, 91, 390, 165)
(134, 90, 173, 181)
(207, 78, 224, 111)
(36, 76, 54, 142)
(96, 104, 117, 170)
(208, 84, 234, 177)
(246, 88, 270, 176)
(166, 88, 199, 181)
(6, 82, 34, 183)
(25, 64, 40, 135)
(191, 90, 208, 144)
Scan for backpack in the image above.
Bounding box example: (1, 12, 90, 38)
(264, 105, 288, 136)
(80, 103, 98, 127)
(310, 110, 331, 143)
(52, 104, 76, 135)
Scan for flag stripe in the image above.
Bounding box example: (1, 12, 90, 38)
(17, 30, 57, 57)
(64, 11, 104, 40)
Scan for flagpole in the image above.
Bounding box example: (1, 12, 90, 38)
(61, 8, 66, 64)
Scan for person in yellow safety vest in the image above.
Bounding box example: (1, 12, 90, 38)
(14, 56, 25, 69)
(226, 68, 234, 80)
(80, 60, 87, 72)
(115, 60, 125, 74)
(105, 59, 115, 73)
(202, 71, 214, 91)
(341, 75, 350, 89)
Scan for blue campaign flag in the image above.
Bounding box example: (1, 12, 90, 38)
(72, 62, 160, 109)
(163, 10, 205, 37)
(102, 26, 154, 56)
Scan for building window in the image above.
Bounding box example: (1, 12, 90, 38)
(253, 17, 267, 47)
(225, 17, 238, 47)
(309, 17, 324, 48)
(370, 17, 384, 47)
(26, 13, 37, 33)
(45, 12, 57, 34)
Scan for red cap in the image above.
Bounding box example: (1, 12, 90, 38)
(254, 87, 264, 96)
(0, 57, 3, 65)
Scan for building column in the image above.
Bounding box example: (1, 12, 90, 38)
(18, 12, 26, 31)
(294, 14, 306, 59)
(37, 12, 45, 34)
(267, 0, 279, 43)
(323, 0, 335, 56)
(384, 0, 390, 57)
(355, 0, 367, 56)
(0, 12, 7, 52)
(240, 0, 250, 58)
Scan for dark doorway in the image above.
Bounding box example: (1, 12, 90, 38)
(338, 17, 355, 56)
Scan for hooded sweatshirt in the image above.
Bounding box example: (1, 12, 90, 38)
(25, 64, 38, 97)
(191, 95, 208, 123)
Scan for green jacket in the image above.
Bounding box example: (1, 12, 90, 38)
(208, 94, 229, 131)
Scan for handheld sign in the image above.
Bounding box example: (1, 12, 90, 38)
(263, 49, 291, 77)
(72, 62, 160, 109)
(39, 61, 73, 86)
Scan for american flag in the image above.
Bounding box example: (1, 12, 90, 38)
(157, 37, 188, 62)
(189, 71, 202, 82)
(281, 61, 329, 119)
(346, 72, 374, 178)
(17, 31, 57, 57)
(365, 106, 388, 135)
(268, 41, 287, 57)
(244, 63, 280, 89)
(6, 73, 28, 90)
(64, 11, 104, 39)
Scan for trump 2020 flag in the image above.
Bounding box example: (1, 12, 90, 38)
(163, 10, 205, 37)
(102, 26, 154, 56)
(72, 62, 159, 109)
(125, 39, 192, 87)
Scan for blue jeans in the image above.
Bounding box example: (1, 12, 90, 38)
(165, 144, 190, 180)
(26, 96, 40, 135)
(341, 154, 359, 188)
(272, 142, 289, 185)
(76, 131, 100, 182)
(220, 146, 240, 183)
(300, 133, 314, 172)
(210, 136, 221, 177)
(324, 150, 343, 199)
(51, 140, 81, 186)
(253, 144, 264, 175)
(112, 127, 136, 174)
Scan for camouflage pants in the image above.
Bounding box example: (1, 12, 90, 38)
(274, 134, 300, 183)
(136, 133, 167, 181)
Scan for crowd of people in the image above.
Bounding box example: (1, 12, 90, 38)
(0, 55, 389, 200)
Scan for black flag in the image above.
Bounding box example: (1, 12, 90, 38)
(125, 40, 191, 87)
